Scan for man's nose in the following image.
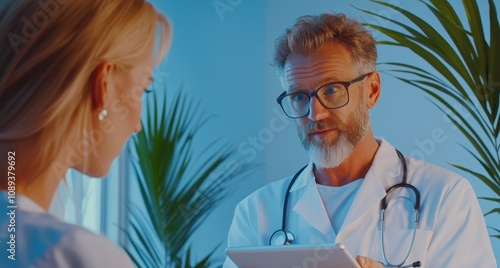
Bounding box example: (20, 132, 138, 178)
(307, 96, 328, 121)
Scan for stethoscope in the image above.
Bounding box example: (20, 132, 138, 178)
(269, 149, 422, 268)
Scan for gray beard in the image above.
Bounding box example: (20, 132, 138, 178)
(297, 100, 370, 168)
(307, 133, 355, 168)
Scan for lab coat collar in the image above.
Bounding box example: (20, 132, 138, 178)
(287, 138, 403, 237)
(292, 178, 334, 237)
(340, 138, 402, 233)
(288, 160, 334, 237)
(290, 162, 335, 238)
(363, 138, 402, 184)
(289, 161, 315, 192)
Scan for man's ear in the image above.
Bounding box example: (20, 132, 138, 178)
(91, 62, 113, 111)
(365, 71, 381, 109)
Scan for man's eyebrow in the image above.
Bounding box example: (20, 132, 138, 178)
(316, 76, 341, 86)
(287, 83, 301, 92)
(287, 76, 340, 92)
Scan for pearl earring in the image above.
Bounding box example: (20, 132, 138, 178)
(98, 109, 108, 121)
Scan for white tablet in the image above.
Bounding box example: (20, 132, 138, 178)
(226, 243, 360, 268)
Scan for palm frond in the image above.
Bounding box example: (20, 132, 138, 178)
(359, 0, 500, 238)
(489, 227, 500, 239)
(122, 86, 255, 267)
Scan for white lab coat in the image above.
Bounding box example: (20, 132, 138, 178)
(0, 192, 135, 268)
(224, 139, 497, 267)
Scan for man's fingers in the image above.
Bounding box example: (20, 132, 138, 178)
(356, 255, 384, 268)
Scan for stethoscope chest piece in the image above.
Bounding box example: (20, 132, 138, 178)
(270, 229, 295, 245)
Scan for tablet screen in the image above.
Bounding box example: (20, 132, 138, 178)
(226, 243, 360, 268)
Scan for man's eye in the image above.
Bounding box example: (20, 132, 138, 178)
(325, 86, 338, 94)
(292, 94, 307, 102)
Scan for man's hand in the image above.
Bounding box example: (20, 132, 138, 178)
(356, 256, 384, 268)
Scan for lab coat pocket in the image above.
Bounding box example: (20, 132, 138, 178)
(372, 229, 432, 267)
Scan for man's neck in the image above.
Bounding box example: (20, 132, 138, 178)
(313, 135, 380, 187)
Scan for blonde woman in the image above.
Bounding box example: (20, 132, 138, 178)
(0, 0, 171, 267)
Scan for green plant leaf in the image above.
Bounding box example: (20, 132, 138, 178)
(358, 1, 476, 91)
(488, 0, 500, 137)
(484, 208, 500, 216)
(361, 0, 500, 240)
(123, 86, 256, 267)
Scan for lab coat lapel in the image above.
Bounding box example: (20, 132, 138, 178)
(290, 163, 334, 238)
(339, 139, 401, 234)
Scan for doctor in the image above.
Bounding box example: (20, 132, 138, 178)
(224, 13, 496, 268)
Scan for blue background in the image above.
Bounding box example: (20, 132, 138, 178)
(148, 0, 500, 263)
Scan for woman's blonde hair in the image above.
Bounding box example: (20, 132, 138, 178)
(0, 0, 171, 181)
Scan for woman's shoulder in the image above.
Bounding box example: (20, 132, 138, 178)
(1, 208, 134, 268)
(34, 219, 135, 268)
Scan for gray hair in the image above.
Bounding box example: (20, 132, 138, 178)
(273, 13, 377, 78)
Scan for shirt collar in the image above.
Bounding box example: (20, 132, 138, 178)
(0, 191, 45, 213)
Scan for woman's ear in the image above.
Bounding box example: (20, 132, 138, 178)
(91, 62, 113, 111)
(365, 71, 381, 109)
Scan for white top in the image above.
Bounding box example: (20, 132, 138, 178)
(317, 179, 363, 234)
(0, 192, 135, 268)
(223, 138, 497, 268)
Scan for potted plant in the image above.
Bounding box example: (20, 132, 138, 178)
(358, 0, 499, 238)
(123, 88, 253, 267)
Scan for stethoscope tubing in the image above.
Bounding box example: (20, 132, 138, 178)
(380, 150, 420, 267)
(269, 149, 422, 267)
(269, 164, 307, 245)
(281, 165, 308, 231)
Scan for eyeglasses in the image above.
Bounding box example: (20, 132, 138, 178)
(276, 73, 371, 118)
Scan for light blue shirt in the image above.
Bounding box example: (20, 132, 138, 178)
(317, 179, 363, 234)
(0, 192, 134, 268)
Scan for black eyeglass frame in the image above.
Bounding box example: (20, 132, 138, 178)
(276, 72, 372, 119)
